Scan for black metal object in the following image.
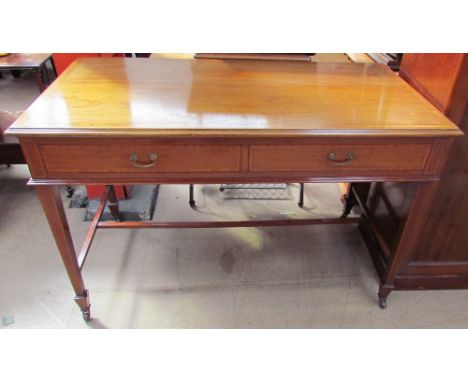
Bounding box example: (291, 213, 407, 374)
(298, 183, 304, 207)
(341, 183, 371, 218)
(190, 183, 306, 206)
(65, 186, 75, 198)
(189, 184, 195, 207)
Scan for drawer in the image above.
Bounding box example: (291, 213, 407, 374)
(38, 144, 242, 173)
(249, 143, 432, 172)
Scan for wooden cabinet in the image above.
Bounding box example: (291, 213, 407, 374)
(362, 54, 468, 289)
(400, 54, 468, 267)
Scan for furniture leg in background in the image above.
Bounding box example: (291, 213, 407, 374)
(342, 183, 371, 217)
(107, 185, 121, 221)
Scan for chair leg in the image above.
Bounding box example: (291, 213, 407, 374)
(107, 185, 121, 221)
(65, 185, 75, 198)
(189, 184, 195, 207)
(49, 56, 58, 81)
(298, 183, 304, 207)
(341, 188, 356, 218)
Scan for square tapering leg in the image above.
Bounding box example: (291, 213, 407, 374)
(35, 185, 91, 320)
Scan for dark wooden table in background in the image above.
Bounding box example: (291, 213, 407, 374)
(0, 53, 57, 93)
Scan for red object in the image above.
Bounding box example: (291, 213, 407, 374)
(53, 53, 130, 200)
(86, 185, 132, 200)
(53, 53, 124, 75)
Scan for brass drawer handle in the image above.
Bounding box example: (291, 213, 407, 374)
(327, 152, 354, 165)
(129, 153, 157, 168)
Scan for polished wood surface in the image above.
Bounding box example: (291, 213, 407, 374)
(7, 58, 460, 138)
(0, 53, 51, 69)
(8, 57, 463, 318)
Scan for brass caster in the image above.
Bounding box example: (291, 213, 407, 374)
(82, 309, 91, 321)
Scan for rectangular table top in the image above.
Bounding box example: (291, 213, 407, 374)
(0, 53, 51, 69)
(7, 57, 461, 138)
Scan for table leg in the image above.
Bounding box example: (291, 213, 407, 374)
(107, 185, 121, 221)
(35, 186, 91, 320)
(297, 183, 304, 207)
(342, 183, 371, 217)
(189, 184, 195, 207)
(50, 56, 58, 80)
(34, 68, 46, 93)
(43, 63, 51, 86)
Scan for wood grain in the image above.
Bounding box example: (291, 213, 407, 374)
(21, 136, 445, 182)
(400, 54, 465, 118)
(6, 58, 461, 138)
(249, 143, 431, 172)
(38, 143, 242, 173)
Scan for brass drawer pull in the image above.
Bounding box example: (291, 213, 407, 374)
(327, 152, 354, 165)
(129, 153, 158, 168)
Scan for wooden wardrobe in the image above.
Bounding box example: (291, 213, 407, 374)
(399, 54, 468, 272)
(361, 53, 468, 292)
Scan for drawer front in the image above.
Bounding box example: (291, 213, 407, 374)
(39, 144, 242, 173)
(249, 144, 431, 172)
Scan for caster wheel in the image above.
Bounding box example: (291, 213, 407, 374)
(82, 310, 91, 321)
(378, 297, 387, 309)
(298, 202, 304, 208)
(219, 187, 225, 192)
(189, 201, 196, 208)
